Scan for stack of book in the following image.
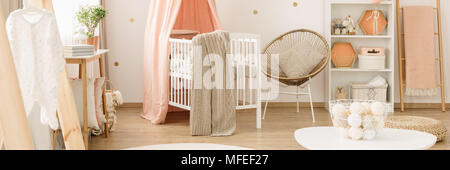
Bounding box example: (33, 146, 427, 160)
(64, 45, 95, 57)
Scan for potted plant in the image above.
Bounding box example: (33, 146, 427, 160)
(76, 5, 107, 51)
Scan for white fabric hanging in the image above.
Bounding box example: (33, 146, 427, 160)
(6, 7, 65, 130)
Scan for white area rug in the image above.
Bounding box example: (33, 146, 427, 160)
(125, 143, 252, 150)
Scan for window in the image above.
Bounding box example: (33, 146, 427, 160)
(53, 0, 100, 45)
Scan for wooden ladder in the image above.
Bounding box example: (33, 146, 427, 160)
(0, 0, 85, 150)
(396, 0, 446, 112)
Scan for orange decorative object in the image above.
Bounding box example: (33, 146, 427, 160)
(359, 10, 387, 35)
(331, 42, 357, 68)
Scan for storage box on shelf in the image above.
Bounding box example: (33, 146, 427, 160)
(358, 47, 386, 70)
(351, 83, 388, 102)
(358, 55, 386, 70)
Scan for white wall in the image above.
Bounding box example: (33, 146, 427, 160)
(105, 0, 150, 103)
(216, 0, 325, 102)
(105, 0, 450, 104)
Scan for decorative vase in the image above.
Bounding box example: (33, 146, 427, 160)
(331, 42, 357, 68)
(82, 36, 99, 51)
(359, 10, 387, 35)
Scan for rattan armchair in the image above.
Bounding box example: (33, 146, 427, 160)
(262, 29, 330, 122)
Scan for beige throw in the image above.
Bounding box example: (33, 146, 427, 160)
(403, 6, 438, 96)
(191, 31, 236, 136)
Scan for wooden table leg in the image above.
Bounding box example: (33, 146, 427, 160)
(52, 130, 57, 150)
(99, 55, 109, 138)
(81, 62, 89, 149)
(79, 64, 83, 79)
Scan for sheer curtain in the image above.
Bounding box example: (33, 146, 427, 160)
(52, 0, 100, 78)
(99, 0, 108, 78)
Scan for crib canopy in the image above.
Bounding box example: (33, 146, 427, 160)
(173, 0, 222, 34)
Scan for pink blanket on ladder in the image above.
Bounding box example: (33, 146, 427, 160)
(403, 6, 438, 96)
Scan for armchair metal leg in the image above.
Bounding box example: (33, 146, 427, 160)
(263, 92, 270, 120)
(307, 84, 316, 123)
(262, 81, 315, 123)
(296, 86, 300, 113)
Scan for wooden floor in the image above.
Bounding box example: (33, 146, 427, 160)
(90, 106, 450, 150)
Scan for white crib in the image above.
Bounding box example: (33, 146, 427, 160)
(168, 33, 263, 129)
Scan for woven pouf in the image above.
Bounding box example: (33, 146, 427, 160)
(385, 116, 447, 142)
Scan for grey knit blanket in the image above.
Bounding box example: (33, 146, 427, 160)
(190, 30, 236, 136)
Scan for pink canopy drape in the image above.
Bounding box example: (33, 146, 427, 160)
(142, 0, 222, 124)
(173, 0, 222, 33)
(141, 0, 182, 124)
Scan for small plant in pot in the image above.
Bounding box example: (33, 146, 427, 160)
(76, 5, 107, 51)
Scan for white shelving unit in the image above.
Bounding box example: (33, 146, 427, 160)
(325, 0, 395, 112)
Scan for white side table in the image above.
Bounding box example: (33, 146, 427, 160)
(295, 127, 437, 150)
(64, 49, 110, 149)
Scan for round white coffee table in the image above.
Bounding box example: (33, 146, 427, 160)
(295, 127, 437, 150)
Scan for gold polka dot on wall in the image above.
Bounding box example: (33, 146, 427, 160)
(293, 2, 298, 7)
(129, 18, 135, 23)
(114, 62, 119, 67)
(253, 10, 258, 15)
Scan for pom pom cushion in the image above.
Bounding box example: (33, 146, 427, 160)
(94, 77, 107, 129)
(278, 43, 326, 78)
(70, 78, 106, 131)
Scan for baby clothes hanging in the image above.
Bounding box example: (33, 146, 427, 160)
(6, 8, 65, 130)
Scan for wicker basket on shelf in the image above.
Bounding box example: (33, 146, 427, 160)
(351, 83, 388, 102)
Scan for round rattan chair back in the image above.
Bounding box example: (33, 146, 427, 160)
(262, 29, 330, 86)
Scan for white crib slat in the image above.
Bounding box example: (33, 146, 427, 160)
(182, 42, 186, 106)
(188, 44, 191, 107)
(247, 42, 253, 104)
(170, 41, 173, 103)
(176, 42, 179, 105)
(174, 41, 178, 104)
(180, 42, 183, 106)
(173, 41, 176, 105)
(242, 41, 247, 105)
(179, 42, 182, 105)
(239, 41, 243, 104)
(235, 40, 240, 107)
